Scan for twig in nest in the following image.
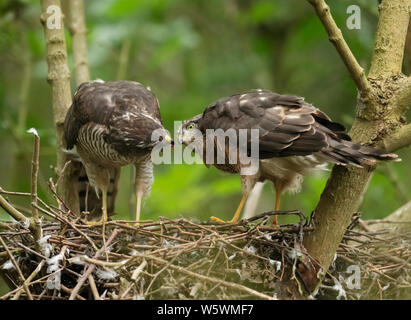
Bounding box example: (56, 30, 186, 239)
(12, 260, 45, 300)
(68, 229, 121, 300)
(0, 236, 33, 300)
(127, 251, 276, 300)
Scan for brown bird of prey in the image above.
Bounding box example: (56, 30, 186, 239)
(178, 89, 399, 226)
(64, 80, 173, 224)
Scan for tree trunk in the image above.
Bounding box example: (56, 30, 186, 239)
(300, 0, 411, 293)
(40, 0, 78, 212)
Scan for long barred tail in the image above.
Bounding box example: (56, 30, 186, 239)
(320, 139, 401, 167)
(77, 166, 120, 221)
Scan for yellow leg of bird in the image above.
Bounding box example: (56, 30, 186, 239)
(272, 187, 282, 228)
(210, 194, 248, 223)
(134, 190, 143, 226)
(87, 187, 108, 225)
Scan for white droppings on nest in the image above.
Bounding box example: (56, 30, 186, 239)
(264, 233, 272, 241)
(288, 248, 302, 260)
(45, 251, 63, 290)
(47, 271, 61, 290)
(27, 127, 39, 136)
(38, 235, 51, 244)
(47, 253, 63, 265)
(38, 235, 52, 258)
(190, 282, 202, 297)
(382, 283, 390, 291)
(20, 217, 31, 229)
(71, 255, 87, 265)
(331, 253, 338, 268)
(332, 278, 347, 300)
(2, 260, 14, 270)
(161, 239, 171, 248)
(133, 294, 145, 300)
(245, 245, 257, 254)
(95, 268, 118, 280)
(228, 253, 236, 261)
(47, 253, 64, 273)
(269, 259, 282, 272)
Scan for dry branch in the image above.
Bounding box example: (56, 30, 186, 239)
(28, 130, 42, 252)
(302, 0, 411, 293)
(307, 0, 374, 104)
(0, 236, 33, 300)
(0, 195, 34, 230)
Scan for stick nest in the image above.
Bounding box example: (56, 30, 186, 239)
(0, 202, 410, 300)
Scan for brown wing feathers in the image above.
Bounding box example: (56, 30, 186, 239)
(64, 80, 163, 155)
(198, 90, 399, 165)
(63, 80, 164, 220)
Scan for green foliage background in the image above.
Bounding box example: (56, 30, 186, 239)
(0, 0, 409, 230)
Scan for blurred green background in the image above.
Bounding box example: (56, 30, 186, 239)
(0, 0, 410, 230)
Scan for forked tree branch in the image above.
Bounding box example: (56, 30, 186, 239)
(382, 123, 411, 152)
(301, 0, 411, 294)
(307, 0, 374, 103)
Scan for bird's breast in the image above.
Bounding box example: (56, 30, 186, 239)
(76, 124, 132, 167)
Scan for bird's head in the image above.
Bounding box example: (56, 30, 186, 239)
(178, 114, 203, 145)
(151, 127, 174, 147)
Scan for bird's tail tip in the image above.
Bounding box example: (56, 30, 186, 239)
(374, 151, 401, 162)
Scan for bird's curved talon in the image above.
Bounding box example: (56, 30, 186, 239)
(210, 216, 226, 223)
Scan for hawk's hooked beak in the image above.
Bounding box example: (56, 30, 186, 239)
(165, 134, 174, 147)
(178, 134, 183, 144)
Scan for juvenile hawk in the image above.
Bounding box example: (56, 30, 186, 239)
(64, 80, 173, 224)
(178, 90, 399, 226)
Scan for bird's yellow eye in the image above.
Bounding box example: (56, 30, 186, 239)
(187, 123, 195, 130)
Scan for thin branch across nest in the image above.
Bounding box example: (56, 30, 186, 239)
(1, 190, 410, 300)
(0, 196, 311, 300)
